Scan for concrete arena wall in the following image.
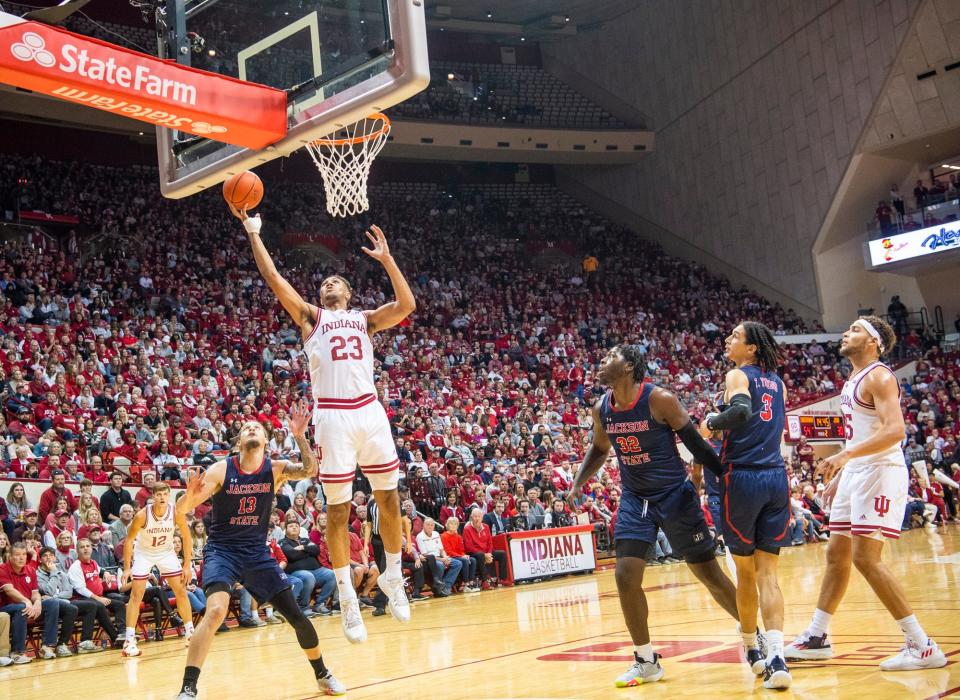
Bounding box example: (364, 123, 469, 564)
(544, 0, 922, 318)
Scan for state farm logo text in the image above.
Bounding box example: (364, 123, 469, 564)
(10, 31, 197, 106)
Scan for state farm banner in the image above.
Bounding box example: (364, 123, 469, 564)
(0, 11, 286, 149)
(508, 524, 597, 581)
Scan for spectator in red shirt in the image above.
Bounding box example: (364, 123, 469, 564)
(87, 455, 110, 484)
(462, 507, 510, 588)
(134, 471, 157, 509)
(115, 430, 152, 468)
(53, 403, 81, 441)
(0, 541, 68, 664)
(38, 470, 78, 522)
(67, 538, 123, 647)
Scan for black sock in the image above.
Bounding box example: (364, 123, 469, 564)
(309, 656, 329, 679)
(182, 665, 201, 692)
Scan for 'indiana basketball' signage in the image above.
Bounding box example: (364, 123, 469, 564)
(0, 11, 286, 149)
(867, 222, 960, 268)
(507, 524, 597, 581)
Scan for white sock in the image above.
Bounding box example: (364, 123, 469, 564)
(896, 615, 929, 648)
(125, 627, 136, 642)
(766, 630, 784, 660)
(263, 606, 273, 616)
(334, 565, 357, 601)
(808, 608, 832, 637)
(633, 643, 654, 663)
(385, 550, 402, 580)
(184, 621, 194, 634)
(741, 631, 758, 650)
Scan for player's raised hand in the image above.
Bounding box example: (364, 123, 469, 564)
(184, 468, 205, 502)
(288, 400, 311, 437)
(361, 225, 392, 263)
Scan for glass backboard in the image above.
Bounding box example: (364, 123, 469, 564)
(156, 0, 429, 199)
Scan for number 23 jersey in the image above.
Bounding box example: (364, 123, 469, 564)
(304, 308, 376, 402)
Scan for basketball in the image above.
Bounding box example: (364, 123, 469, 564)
(222, 170, 263, 212)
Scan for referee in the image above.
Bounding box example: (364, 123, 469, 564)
(363, 494, 413, 615)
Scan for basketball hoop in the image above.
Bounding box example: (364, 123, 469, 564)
(304, 113, 391, 218)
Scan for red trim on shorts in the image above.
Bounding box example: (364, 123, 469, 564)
(315, 394, 376, 410)
(320, 471, 357, 483)
(829, 521, 851, 531)
(132, 575, 151, 580)
(722, 472, 753, 545)
(158, 570, 183, 579)
(361, 459, 400, 474)
(303, 307, 323, 344)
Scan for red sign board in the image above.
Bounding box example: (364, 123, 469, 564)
(0, 11, 287, 149)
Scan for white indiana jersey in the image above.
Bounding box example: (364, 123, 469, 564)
(304, 307, 376, 402)
(134, 503, 176, 556)
(839, 361, 905, 467)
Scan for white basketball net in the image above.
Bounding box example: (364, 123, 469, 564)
(304, 114, 391, 218)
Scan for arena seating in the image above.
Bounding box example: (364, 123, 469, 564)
(1, 151, 957, 662)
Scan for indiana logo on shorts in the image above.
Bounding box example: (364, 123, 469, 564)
(874, 495, 891, 517)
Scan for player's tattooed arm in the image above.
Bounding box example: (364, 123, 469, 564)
(276, 400, 318, 483)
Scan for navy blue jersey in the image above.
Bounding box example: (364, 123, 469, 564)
(720, 365, 785, 467)
(208, 455, 275, 548)
(600, 383, 685, 500)
(703, 439, 722, 497)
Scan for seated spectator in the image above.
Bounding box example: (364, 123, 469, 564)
(86, 524, 118, 568)
(0, 542, 46, 664)
(38, 470, 78, 522)
(52, 531, 77, 570)
(544, 499, 572, 528)
(134, 471, 158, 508)
(109, 504, 136, 543)
(483, 499, 511, 535)
(36, 546, 85, 659)
(172, 534, 206, 614)
(12, 509, 42, 544)
(462, 507, 510, 588)
(415, 517, 462, 596)
(279, 519, 337, 616)
(44, 510, 76, 549)
(440, 517, 479, 592)
(347, 526, 379, 602)
(67, 538, 123, 648)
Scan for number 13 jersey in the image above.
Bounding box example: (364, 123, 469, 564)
(304, 308, 376, 403)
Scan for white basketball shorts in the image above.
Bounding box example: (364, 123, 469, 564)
(131, 549, 183, 579)
(829, 461, 908, 541)
(314, 394, 399, 505)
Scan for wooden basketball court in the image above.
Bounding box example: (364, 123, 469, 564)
(11, 527, 959, 699)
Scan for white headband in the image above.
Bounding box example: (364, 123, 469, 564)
(854, 319, 885, 352)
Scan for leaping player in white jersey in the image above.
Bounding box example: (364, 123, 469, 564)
(785, 316, 947, 670)
(120, 481, 194, 657)
(236, 206, 415, 645)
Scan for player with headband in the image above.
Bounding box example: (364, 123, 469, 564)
(785, 316, 947, 671)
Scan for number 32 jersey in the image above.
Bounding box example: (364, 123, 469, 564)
(304, 308, 376, 402)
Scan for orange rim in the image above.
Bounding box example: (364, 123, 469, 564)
(311, 113, 391, 147)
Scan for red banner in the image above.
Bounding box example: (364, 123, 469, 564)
(0, 11, 287, 149)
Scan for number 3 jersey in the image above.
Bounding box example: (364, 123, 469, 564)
(599, 383, 685, 500)
(304, 307, 376, 403)
(719, 364, 785, 468)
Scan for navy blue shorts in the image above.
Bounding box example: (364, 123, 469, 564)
(202, 542, 291, 604)
(720, 466, 790, 555)
(615, 481, 714, 562)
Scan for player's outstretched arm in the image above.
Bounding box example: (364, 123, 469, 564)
(361, 225, 416, 334)
(177, 461, 226, 515)
(120, 509, 147, 586)
(569, 404, 611, 507)
(650, 387, 723, 476)
(234, 206, 317, 334)
(274, 400, 318, 484)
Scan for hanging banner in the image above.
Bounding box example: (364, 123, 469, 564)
(0, 11, 287, 149)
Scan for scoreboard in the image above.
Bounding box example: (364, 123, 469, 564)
(785, 414, 845, 442)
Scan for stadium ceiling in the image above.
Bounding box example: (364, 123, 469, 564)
(425, 0, 638, 39)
